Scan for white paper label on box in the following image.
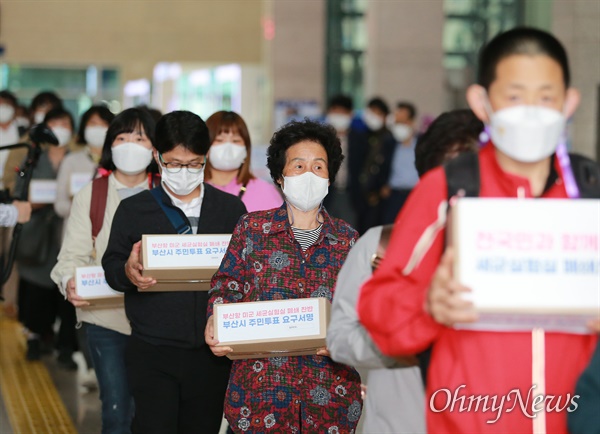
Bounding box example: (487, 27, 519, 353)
(145, 234, 231, 268)
(453, 198, 600, 333)
(76, 266, 121, 298)
(217, 298, 321, 343)
(29, 180, 57, 204)
(70, 172, 93, 196)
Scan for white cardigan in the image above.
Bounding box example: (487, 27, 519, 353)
(51, 173, 145, 335)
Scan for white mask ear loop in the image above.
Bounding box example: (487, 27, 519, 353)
(555, 131, 580, 198)
(286, 200, 296, 227)
(316, 203, 325, 225)
(479, 90, 494, 146)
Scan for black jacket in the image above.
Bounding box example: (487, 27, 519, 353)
(102, 183, 247, 349)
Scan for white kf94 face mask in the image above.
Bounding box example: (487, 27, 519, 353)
(326, 113, 352, 133)
(84, 126, 109, 148)
(161, 167, 205, 196)
(282, 172, 329, 212)
(392, 124, 413, 142)
(209, 142, 247, 171)
(51, 126, 72, 147)
(111, 142, 153, 175)
(362, 109, 384, 131)
(489, 105, 566, 163)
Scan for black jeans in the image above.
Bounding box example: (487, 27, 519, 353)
(18, 279, 77, 352)
(125, 335, 230, 434)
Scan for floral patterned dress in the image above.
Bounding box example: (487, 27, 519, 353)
(208, 204, 362, 433)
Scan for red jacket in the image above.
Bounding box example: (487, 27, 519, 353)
(357, 143, 597, 433)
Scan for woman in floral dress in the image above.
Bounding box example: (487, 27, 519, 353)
(206, 120, 362, 433)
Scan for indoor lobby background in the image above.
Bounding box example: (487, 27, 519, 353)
(1, 0, 598, 159)
(1, 1, 599, 433)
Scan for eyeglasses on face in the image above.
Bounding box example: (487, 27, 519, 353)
(159, 153, 206, 174)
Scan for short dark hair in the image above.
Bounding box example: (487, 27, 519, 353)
(44, 107, 75, 131)
(137, 105, 163, 123)
(267, 119, 343, 185)
(0, 90, 18, 107)
(77, 105, 115, 144)
(414, 109, 484, 177)
(367, 97, 390, 116)
(396, 101, 417, 120)
(30, 91, 63, 112)
(154, 110, 210, 156)
(327, 94, 353, 112)
(478, 27, 570, 90)
(99, 107, 156, 171)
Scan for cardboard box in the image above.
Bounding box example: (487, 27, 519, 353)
(451, 198, 600, 334)
(214, 297, 331, 360)
(140, 234, 231, 292)
(29, 179, 57, 204)
(76, 266, 124, 309)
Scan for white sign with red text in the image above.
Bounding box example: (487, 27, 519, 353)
(75, 266, 121, 298)
(452, 198, 599, 333)
(144, 234, 231, 269)
(216, 298, 322, 343)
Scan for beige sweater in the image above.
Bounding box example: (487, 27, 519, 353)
(51, 173, 145, 335)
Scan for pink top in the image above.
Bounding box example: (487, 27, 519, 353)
(208, 177, 283, 213)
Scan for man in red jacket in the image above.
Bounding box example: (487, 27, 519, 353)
(357, 27, 598, 433)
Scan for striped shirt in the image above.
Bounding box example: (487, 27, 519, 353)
(291, 224, 322, 251)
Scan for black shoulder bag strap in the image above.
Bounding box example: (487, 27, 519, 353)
(444, 151, 481, 199)
(412, 152, 483, 385)
(370, 224, 394, 271)
(238, 182, 249, 199)
(150, 187, 192, 234)
(568, 153, 600, 199)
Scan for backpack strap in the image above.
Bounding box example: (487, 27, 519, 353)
(238, 181, 249, 199)
(443, 152, 480, 199)
(568, 153, 600, 199)
(150, 187, 192, 234)
(370, 224, 394, 271)
(90, 176, 110, 238)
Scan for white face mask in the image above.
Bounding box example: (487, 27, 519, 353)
(111, 142, 153, 175)
(489, 105, 566, 163)
(326, 113, 352, 132)
(51, 126, 72, 146)
(392, 124, 413, 142)
(0, 104, 15, 123)
(34, 111, 46, 124)
(84, 126, 108, 148)
(16, 117, 30, 128)
(282, 172, 329, 212)
(161, 166, 204, 196)
(362, 108, 385, 131)
(209, 142, 248, 171)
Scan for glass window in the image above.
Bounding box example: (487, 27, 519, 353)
(443, 0, 524, 107)
(2, 65, 121, 124)
(326, 0, 366, 108)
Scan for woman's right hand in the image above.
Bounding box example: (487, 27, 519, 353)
(65, 277, 91, 308)
(205, 315, 233, 357)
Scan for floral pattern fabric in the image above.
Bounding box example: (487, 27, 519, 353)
(208, 204, 362, 433)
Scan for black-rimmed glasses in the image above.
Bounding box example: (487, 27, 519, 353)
(159, 154, 205, 174)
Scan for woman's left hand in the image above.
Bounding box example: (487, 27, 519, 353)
(205, 315, 233, 357)
(316, 347, 331, 357)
